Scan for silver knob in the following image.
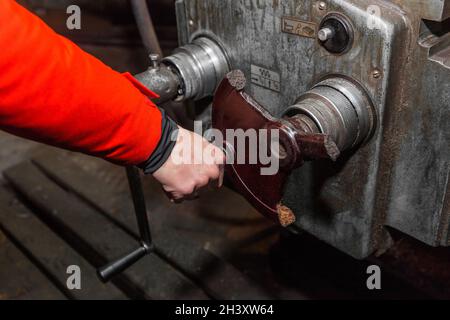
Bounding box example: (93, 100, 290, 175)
(149, 54, 160, 68)
(318, 27, 335, 42)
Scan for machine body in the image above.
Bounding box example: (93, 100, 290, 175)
(137, 0, 450, 260)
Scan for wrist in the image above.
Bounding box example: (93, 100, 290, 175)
(139, 109, 178, 174)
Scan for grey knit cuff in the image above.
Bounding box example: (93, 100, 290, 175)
(139, 109, 178, 175)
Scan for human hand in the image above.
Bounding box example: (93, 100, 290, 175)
(153, 126, 225, 202)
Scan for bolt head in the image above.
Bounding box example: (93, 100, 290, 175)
(149, 54, 160, 68)
(372, 69, 382, 79)
(318, 1, 327, 10)
(149, 53, 160, 61)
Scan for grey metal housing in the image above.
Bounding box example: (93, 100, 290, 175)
(174, 0, 450, 259)
(163, 37, 230, 100)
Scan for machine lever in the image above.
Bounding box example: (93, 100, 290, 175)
(212, 70, 339, 227)
(97, 246, 148, 282)
(97, 166, 153, 282)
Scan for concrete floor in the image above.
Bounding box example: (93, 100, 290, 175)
(0, 133, 43, 181)
(0, 133, 428, 299)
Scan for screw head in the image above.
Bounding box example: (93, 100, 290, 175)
(149, 53, 160, 60)
(372, 69, 382, 79)
(149, 54, 160, 68)
(318, 1, 327, 10)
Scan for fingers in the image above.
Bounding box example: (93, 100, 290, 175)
(213, 145, 226, 166)
(203, 162, 223, 188)
(163, 169, 219, 203)
(154, 128, 227, 204)
(218, 164, 225, 188)
(203, 144, 225, 188)
(164, 175, 206, 201)
(212, 146, 225, 188)
(174, 162, 224, 201)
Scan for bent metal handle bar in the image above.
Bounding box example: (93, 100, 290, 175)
(97, 166, 154, 283)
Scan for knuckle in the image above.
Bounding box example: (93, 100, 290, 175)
(197, 175, 210, 187)
(181, 182, 196, 195)
(195, 174, 208, 187)
(208, 166, 220, 180)
(171, 193, 184, 201)
(216, 148, 226, 165)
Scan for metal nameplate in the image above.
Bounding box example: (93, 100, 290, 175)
(281, 16, 317, 38)
(251, 65, 281, 92)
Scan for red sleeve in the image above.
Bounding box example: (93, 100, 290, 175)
(0, 0, 162, 166)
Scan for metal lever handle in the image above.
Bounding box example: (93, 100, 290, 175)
(97, 166, 153, 283)
(97, 246, 148, 282)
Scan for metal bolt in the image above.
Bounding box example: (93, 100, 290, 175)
(149, 54, 160, 68)
(372, 69, 382, 79)
(189, 19, 195, 27)
(318, 27, 334, 41)
(278, 145, 288, 160)
(318, 1, 327, 10)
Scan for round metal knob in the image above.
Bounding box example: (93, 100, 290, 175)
(318, 27, 335, 42)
